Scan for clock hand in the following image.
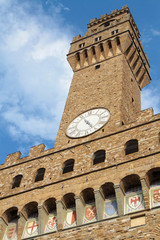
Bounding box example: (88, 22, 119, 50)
(84, 119, 92, 128)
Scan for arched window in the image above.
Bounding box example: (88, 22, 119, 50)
(35, 168, 45, 182)
(12, 174, 23, 189)
(121, 174, 144, 214)
(22, 202, 38, 238)
(62, 159, 74, 174)
(44, 198, 57, 233)
(147, 168, 160, 209)
(63, 193, 76, 228)
(101, 182, 118, 219)
(2, 207, 18, 240)
(125, 139, 138, 155)
(93, 150, 105, 165)
(81, 188, 97, 224)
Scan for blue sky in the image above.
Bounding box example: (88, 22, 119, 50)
(0, 0, 160, 164)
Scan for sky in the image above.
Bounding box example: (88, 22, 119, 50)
(0, 0, 160, 164)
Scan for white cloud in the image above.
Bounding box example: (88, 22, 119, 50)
(0, 0, 73, 145)
(141, 87, 160, 114)
(151, 29, 160, 36)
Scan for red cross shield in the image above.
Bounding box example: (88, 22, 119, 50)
(26, 221, 38, 235)
(85, 206, 96, 221)
(153, 189, 160, 202)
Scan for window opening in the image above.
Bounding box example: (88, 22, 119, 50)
(35, 168, 45, 182)
(79, 43, 85, 48)
(63, 159, 75, 174)
(93, 150, 105, 165)
(125, 139, 138, 155)
(95, 64, 100, 70)
(95, 36, 101, 42)
(111, 29, 118, 35)
(12, 175, 23, 189)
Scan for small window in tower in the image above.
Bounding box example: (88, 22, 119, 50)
(79, 43, 85, 48)
(35, 168, 45, 182)
(63, 159, 75, 174)
(12, 175, 23, 189)
(125, 139, 138, 155)
(111, 29, 118, 35)
(93, 150, 105, 165)
(104, 22, 110, 27)
(95, 64, 100, 70)
(95, 36, 101, 42)
(132, 97, 134, 103)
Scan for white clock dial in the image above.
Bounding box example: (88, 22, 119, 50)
(66, 108, 110, 138)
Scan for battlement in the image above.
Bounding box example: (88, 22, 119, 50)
(72, 5, 140, 43)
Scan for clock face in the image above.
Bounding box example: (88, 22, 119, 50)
(66, 108, 110, 138)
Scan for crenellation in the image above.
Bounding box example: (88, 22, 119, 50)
(29, 144, 46, 157)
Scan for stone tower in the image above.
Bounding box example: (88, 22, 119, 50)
(1, 5, 160, 240)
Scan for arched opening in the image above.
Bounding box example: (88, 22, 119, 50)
(63, 193, 76, 228)
(12, 174, 23, 189)
(35, 168, 45, 182)
(101, 182, 118, 219)
(93, 150, 105, 165)
(44, 198, 57, 233)
(81, 188, 97, 224)
(121, 174, 144, 214)
(146, 168, 160, 208)
(62, 159, 75, 174)
(125, 139, 138, 155)
(2, 207, 18, 240)
(22, 202, 38, 238)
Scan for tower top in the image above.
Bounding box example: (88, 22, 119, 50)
(71, 5, 140, 43)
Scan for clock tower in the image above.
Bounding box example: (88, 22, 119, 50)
(54, 5, 150, 150)
(2, 5, 160, 240)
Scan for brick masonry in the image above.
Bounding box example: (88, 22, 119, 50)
(0, 5, 160, 240)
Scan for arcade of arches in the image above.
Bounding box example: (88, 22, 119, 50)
(2, 167, 160, 239)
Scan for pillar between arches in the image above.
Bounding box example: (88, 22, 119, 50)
(75, 195, 85, 225)
(0, 217, 7, 240)
(56, 200, 66, 230)
(114, 183, 125, 216)
(94, 189, 105, 221)
(38, 205, 48, 234)
(18, 212, 27, 240)
(140, 177, 150, 210)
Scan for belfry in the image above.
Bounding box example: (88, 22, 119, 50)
(1, 5, 160, 240)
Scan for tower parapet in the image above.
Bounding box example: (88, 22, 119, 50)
(67, 5, 150, 89)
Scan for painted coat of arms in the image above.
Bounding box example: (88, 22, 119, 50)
(23, 219, 38, 238)
(151, 188, 160, 208)
(45, 215, 57, 233)
(64, 209, 76, 228)
(3, 223, 17, 240)
(104, 199, 118, 218)
(126, 193, 144, 213)
(83, 205, 97, 223)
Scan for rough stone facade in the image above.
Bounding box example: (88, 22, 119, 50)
(0, 5, 160, 240)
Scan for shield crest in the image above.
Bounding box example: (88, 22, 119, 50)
(105, 200, 117, 216)
(85, 206, 96, 221)
(47, 216, 56, 230)
(26, 221, 38, 235)
(7, 225, 17, 240)
(66, 210, 76, 225)
(153, 189, 160, 202)
(128, 194, 142, 209)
